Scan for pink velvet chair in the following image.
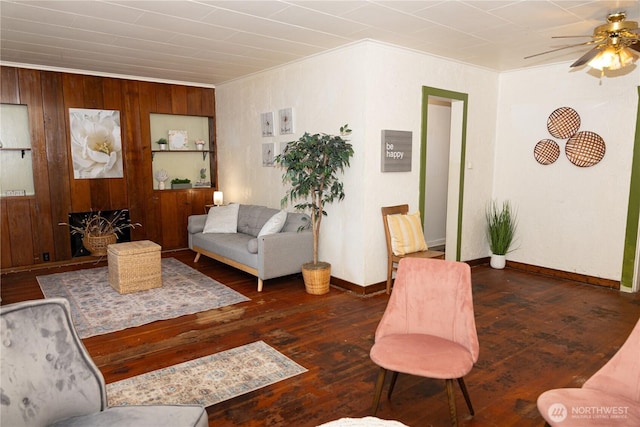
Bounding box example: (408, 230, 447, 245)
(537, 317, 640, 426)
(369, 257, 479, 426)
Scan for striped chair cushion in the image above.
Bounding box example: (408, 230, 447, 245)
(386, 211, 428, 256)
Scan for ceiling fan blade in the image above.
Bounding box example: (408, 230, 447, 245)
(524, 41, 594, 59)
(570, 46, 601, 67)
(630, 42, 640, 53)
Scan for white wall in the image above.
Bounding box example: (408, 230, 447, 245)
(424, 100, 451, 248)
(495, 65, 639, 281)
(216, 40, 499, 287)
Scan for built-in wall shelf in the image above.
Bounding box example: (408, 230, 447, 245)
(151, 149, 213, 161)
(150, 113, 215, 190)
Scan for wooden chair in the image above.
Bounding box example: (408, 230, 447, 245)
(381, 204, 444, 294)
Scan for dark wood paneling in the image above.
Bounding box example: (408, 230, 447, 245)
(1, 199, 12, 268)
(171, 85, 188, 114)
(103, 79, 129, 209)
(1, 66, 217, 269)
(6, 197, 35, 266)
(0, 67, 19, 103)
(158, 190, 192, 249)
(201, 88, 215, 116)
(41, 71, 73, 260)
(63, 73, 92, 213)
(82, 75, 104, 109)
(153, 83, 172, 114)
(186, 86, 203, 116)
(139, 82, 161, 242)
(19, 68, 55, 263)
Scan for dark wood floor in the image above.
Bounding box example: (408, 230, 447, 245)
(2, 250, 639, 427)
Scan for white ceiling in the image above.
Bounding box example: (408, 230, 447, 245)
(1, 0, 639, 86)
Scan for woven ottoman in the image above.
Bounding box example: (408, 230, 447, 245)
(108, 240, 162, 294)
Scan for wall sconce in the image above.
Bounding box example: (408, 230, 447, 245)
(213, 191, 223, 206)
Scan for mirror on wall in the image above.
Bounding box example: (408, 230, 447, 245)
(0, 104, 34, 197)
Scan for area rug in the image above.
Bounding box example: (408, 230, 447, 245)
(106, 341, 307, 407)
(37, 257, 249, 338)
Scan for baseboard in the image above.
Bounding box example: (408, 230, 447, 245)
(330, 257, 620, 294)
(330, 276, 386, 295)
(505, 260, 620, 290)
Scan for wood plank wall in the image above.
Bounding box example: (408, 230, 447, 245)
(0, 66, 216, 268)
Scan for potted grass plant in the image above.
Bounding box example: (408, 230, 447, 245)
(275, 124, 354, 294)
(485, 200, 517, 269)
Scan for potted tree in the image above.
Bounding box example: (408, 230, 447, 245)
(275, 124, 354, 294)
(485, 200, 517, 269)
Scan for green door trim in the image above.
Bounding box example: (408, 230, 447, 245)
(621, 86, 640, 291)
(420, 86, 469, 261)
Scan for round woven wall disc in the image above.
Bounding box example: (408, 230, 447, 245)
(565, 131, 606, 167)
(534, 139, 560, 165)
(547, 107, 581, 139)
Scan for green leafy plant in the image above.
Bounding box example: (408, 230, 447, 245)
(485, 200, 517, 255)
(275, 124, 354, 265)
(171, 178, 191, 184)
(155, 138, 167, 145)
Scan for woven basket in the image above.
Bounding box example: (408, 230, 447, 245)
(302, 262, 331, 295)
(83, 233, 117, 256)
(82, 215, 117, 256)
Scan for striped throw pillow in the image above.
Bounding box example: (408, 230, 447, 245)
(386, 211, 428, 256)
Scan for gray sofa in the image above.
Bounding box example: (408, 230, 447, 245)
(188, 204, 313, 291)
(0, 298, 208, 427)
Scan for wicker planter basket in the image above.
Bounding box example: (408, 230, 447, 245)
(81, 215, 117, 256)
(301, 262, 331, 295)
(83, 233, 117, 256)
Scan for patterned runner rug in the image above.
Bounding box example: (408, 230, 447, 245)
(106, 341, 307, 407)
(37, 257, 249, 338)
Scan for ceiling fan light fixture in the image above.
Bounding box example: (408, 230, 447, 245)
(588, 45, 637, 71)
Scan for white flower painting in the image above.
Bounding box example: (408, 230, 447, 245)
(69, 108, 123, 179)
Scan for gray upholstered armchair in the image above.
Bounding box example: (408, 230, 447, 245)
(1, 298, 208, 427)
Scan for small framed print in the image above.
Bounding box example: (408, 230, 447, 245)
(279, 108, 293, 135)
(262, 143, 274, 166)
(261, 112, 274, 137)
(168, 130, 188, 150)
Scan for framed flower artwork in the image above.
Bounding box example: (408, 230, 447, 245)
(69, 108, 123, 179)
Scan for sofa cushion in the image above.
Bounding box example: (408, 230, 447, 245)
(258, 210, 287, 237)
(247, 238, 258, 254)
(203, 203, 239, 234)
(237, 205, 279, 237)
(192, 232, 257, 268)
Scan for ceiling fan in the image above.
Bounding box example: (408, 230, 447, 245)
(525, 12, 640, 73)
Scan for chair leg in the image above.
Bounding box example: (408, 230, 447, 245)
(387, 371, 399, 399)
(372, 368, 387, 415)
(386, 262, 393, 294)
(445, 379, 458, 427)
(457, 377, 474, 415)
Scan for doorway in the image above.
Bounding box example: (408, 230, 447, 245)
(419, 86, 468, 261)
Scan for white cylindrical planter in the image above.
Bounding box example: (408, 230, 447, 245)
(490, 254, 506, 269)
(158, 181, 165, 190)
